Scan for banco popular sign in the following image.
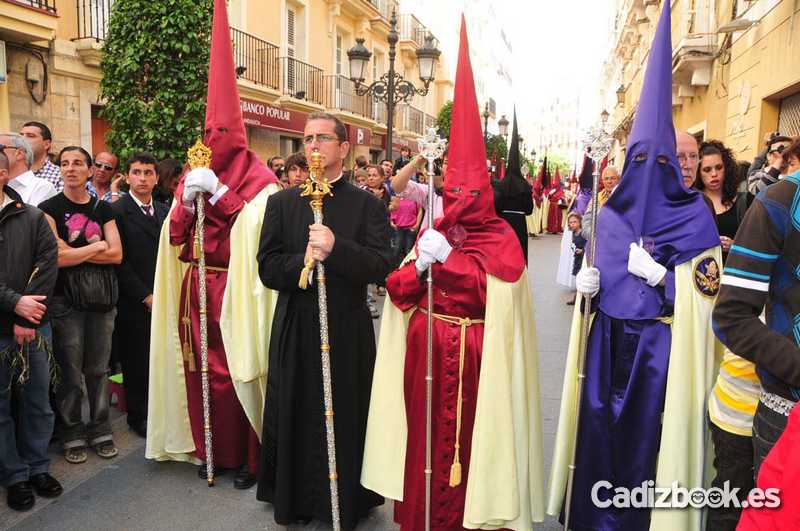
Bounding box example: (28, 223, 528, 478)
(240, 98, 307, 134)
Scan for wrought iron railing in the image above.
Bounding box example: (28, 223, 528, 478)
(7, 0, 56, 13)
(367, 0, 399, 21)
(232, 28, 280, 90)
(280, 56, 324, 104)
(372, 98, 387, 125)
(324, 75, 371, 118)
(75, 0, 111, 40)
(399, 14, 425, 47)
(407, 105, 424, 135)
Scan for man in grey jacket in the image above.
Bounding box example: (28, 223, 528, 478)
(0, 150, 62, 511)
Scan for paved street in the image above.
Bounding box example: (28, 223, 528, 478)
(2, 234, 573, 531)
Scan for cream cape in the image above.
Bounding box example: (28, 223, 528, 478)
(546, 246, 724, 531)
(145, 184, 280, 463)
(361, 270, 545, 530)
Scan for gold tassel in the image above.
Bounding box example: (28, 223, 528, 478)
(449, 458, 462, 487)
(298, 260, 316, 289)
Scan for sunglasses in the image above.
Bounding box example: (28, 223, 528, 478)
(94, 162, 115, 171)
(769, 144, 788, 155)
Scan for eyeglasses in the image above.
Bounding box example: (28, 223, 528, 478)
(94, 162, 115, 171)
(302, 134, 339, 145)
(677, 153, 699, 162)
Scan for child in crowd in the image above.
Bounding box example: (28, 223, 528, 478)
(566, 212, 586, 305)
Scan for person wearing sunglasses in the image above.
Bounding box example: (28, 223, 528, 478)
(86, 152, 123, 203)
(747, 134, 792, 195)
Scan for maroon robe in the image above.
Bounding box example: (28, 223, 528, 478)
(546, 183, 565, 234)
(170, 189, 260, 473)
(387, 251, 487, 531)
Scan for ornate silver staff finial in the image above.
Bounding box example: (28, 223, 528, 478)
(418, 127, 447, 162)
(583, 122, 614, 164)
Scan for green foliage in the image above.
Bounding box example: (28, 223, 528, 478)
(485, 134, 508, 165)
(100, 0, 214, 164)
(435, 100, 453, 140)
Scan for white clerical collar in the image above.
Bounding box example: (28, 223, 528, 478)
(327, 173, 344, 184)
(129, 191, 153, 209)
(12, 170, 36, 188)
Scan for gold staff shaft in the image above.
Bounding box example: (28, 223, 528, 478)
(187, 140, 215, 487)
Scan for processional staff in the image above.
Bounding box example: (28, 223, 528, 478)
(186, 139, 216, 487)
(298, 150, 342, 531)
(563, 121, 614, 530)
(417, 127, 448, 531)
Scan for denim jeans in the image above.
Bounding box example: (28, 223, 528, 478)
(50, 296, 115, 449)
(0, 323, 55, 487)
(752, 400, 789, 481)
(394, 227, 417, 266)
(706, 419, 754, 531)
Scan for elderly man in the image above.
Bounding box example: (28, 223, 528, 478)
(19, 122, 61, 192)
(676, 130, 700, 188)
(0, 150, 62, 511)
(580, 166, 620, 241)
(1, 133, 56, 206)
(88, 152, 123, 203)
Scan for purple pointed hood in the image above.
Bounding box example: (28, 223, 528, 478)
(593, 0, 719, 320)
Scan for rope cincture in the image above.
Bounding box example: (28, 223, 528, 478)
(418, 307, 484, 488)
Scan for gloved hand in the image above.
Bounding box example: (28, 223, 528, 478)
(627, 242, 667, 287)
(575, 267, 600, 297)
(182, 168, 220, 205)
(415, 229, 452, 274)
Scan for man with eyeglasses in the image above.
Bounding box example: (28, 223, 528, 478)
(747, 134, 792, 195)
(676, 130, 700, 188)
(0, 133, 57, 206)
(256, 112, 392, 528)
(87, 152, 123, 203)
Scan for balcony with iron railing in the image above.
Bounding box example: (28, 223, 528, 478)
(75, 0, 111, 41)
(232, 27, 280, 91)
(5, 0, 56, 11)
(399, 13, 425, 47)
(280, 56, 324, 104)
(324, 74, 371, 118)
(366, 0, 399, 21)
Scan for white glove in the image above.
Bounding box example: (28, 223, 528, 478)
(576, 267, 600, 297)
(182, 168, 220, 204)
(415, 229, 452, 274)
(627, 242, 667, 287)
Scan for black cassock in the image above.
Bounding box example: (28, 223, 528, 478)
(256, 178, 392, 529)
(492, 178, 534, 262)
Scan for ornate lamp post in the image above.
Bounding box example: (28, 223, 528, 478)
(347, 9, 440, 160)
(497, 114, 509, 139)
(482, 102, 490, 143)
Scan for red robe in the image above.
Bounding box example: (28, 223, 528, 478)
(546, 181, 564, 234)
(169, 190, 260, 473)
(737, 406, 800, 530)
(387, 251, 487, 531)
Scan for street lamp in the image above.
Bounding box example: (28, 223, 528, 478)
(482, 102, 490, 143)
(498, 115, 509, 139)
(347, 9, 441, 161)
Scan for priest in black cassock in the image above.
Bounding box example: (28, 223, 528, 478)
(492, 110, 533, 262)
(256, 111, 391, 529)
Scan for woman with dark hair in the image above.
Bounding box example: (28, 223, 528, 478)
(153, 158, 182, 205)
(39, 146, 123, 464)
(694, 140, 752, 262)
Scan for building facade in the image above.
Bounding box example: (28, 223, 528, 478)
(600, 0, 800, 166)
(0, 0, 453, 167)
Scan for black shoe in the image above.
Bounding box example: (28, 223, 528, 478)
(233, 466, 256, 490)
(128, 419, 147, 438)
(7, 481, 35, 511)
(197, 464, 226, 480)
(30, 473, 63, 498)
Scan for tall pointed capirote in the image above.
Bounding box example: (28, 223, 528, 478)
(593, 0, 718, 320)
(201, 0, 275, 198)
(435, 14, 523, 283)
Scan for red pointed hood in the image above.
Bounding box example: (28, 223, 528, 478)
(186, 0, 276, 201)
(433, 16, 523, 280)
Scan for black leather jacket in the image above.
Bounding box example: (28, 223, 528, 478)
(0, 186, 58, 334)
